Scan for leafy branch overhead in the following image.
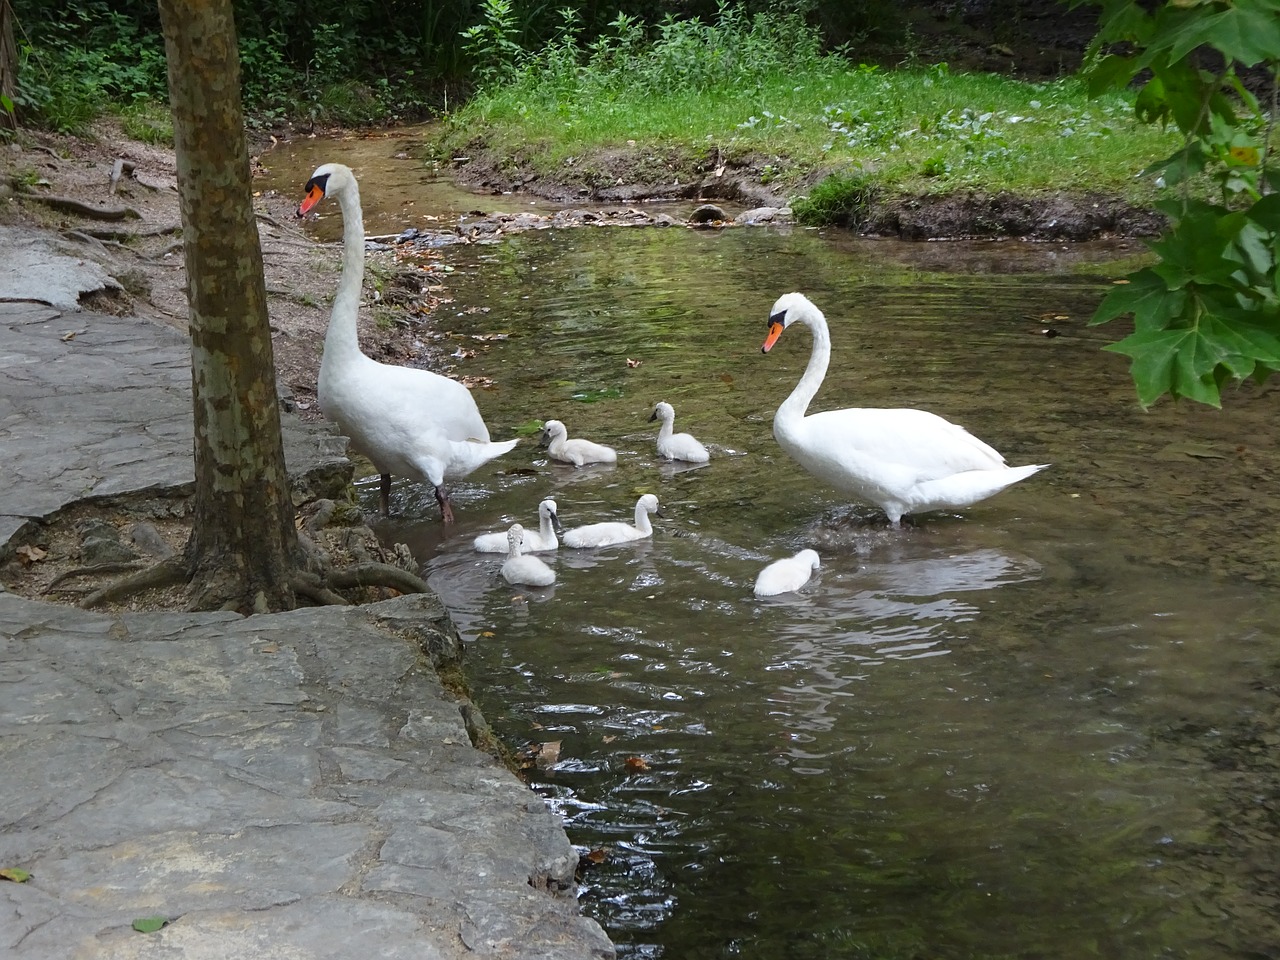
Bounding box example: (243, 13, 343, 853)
(1076, 0, 1280, 407)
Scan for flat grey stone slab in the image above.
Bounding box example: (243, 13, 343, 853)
(0, 302, 347, 547)
(0, 593, 614, 960)
(0, 227, 122, 311)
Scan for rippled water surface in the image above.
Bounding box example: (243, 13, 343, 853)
(266, 142, 1280, 958)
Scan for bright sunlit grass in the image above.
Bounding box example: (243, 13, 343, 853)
(442, 58, 1180, 205)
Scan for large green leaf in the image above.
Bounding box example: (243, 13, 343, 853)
(1103, 327, 1218, 406)
(1164, 2, 1280, 67)
(1090, 268, 1187, 331)
(1247, 193, 1280, 233)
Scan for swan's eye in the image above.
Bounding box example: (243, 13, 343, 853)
(768, 310, 787, 327)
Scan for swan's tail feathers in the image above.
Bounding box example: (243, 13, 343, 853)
(445, 436, 519, 478)
(914, 462, 1050, 511)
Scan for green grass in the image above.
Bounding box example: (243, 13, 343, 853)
(440, 63, 1179, 205)
(115, 102, 173, 146)
(437, 5, 1183, 210)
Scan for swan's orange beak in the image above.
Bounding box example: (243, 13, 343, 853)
(296, 183, 325, 217)
(761, 320, 785, 354)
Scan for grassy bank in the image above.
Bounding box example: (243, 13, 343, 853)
(433, 7, 1182, 219)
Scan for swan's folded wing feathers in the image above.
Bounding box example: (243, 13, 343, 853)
(799, 408, 1008, 478)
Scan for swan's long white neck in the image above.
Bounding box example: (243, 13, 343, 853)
(633, 501, 653, 535)
(324, 177, 366, 362)
(656, 416, 674, 442)
(779, 308, 831, 421)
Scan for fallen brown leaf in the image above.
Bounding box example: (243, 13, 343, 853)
(15, 544, 47, 566)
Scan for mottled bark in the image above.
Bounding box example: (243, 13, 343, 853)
(1, 0, 16, 129)
(158, 0, 300, 612)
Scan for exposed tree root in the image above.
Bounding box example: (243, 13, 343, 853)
(78, 555, 187, 609)
(328, 562, 432, 595)
(77, 556, 430, 611)
(290, 571, 349, 606)
(20, 191, 142, 221)
(45, 560, 147, 594)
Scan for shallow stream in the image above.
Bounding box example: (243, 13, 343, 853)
(265, 134, 1280, 959)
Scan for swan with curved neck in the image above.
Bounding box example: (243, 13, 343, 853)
(649, 401, 710, 463)
(473, 498, 563, 553)
(562, 494, 661, 548)
(761, 292, 1047, 527)
(297, 163, 517, 521)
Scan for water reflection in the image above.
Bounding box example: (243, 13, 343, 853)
(302, 170, 1280, 957)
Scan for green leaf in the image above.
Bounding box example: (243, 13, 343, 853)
(132, 916, 170, 933)
(1141, 143, 1208, 187)
(1169, 3, 1280, 67)
(570, 387, 623, 403)
(1084, 53, 1140, 97)
(0, 867, 31, 883)
(1246, 193, 1280, 232)
(1091, 268, 1188, 331)
(1230, 221, 1275, 280)
(1104, 328, 1194, 407)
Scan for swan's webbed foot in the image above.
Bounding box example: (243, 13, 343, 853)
(435, 484, 455, 524)
(379, 473, 392, 516)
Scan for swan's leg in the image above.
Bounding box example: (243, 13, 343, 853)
(435, 484, 455, 524)
(379, 473, 392, 516)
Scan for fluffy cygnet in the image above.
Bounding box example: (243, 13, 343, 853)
(649, 401, 710, 463)
(753, 549, 820, 597)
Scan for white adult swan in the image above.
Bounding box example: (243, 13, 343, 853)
(649, 401, 710, 463)
(761, 292, 1048, 528)
(539, 419, 617, 467)
(298, 162, 517, 521)
(754, 549, 821, 597)
(562, 494, 660, 548)
(473, 498, 563, 553)
(501, 524, 556, 587)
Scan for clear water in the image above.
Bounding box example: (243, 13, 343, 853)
(265, 142, 1280, 958)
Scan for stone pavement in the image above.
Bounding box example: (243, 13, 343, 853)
(0, 303, 615, 959)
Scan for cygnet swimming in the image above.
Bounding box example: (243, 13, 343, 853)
(753, 549, 820, 597)
(474, 498, 562, 553)
(649, 401, 710, 463)
(540, 418, 617, 467)
(562, 494, 661, 548)
(501, 524, 556, 587)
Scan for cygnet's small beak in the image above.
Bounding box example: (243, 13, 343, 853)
(647, 408, 659, 423)
(550, 512, 564, 534)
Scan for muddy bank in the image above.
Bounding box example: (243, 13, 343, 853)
(446, 141, 1165, 241)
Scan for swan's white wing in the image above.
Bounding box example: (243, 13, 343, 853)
(785, 407, 1008, 480)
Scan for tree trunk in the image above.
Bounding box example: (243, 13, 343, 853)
(0, 0, 17, 130)
(157, 0, 301, 613)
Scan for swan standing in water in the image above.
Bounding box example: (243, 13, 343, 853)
(562, 494, 661, 548)
(540, 419, 617, 467)
(501, 524, 556, 587)
(761, 292, 1048, 528)
(754, 549, 821, 597)
(297, 163, 518, 521)
(473, 498, 563, 553)
(649, 401, 710, 463)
